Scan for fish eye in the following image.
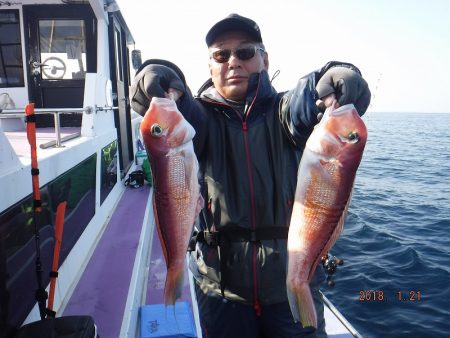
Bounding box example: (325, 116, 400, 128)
(150, 123, 163, 137)
(347, 132, 359, 143)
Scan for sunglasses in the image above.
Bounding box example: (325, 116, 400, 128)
(210, 45, 265, 63)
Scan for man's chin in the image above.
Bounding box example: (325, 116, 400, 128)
(224, 85, 247, 101)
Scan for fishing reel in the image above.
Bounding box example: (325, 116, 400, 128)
(321, 254, 344, 288)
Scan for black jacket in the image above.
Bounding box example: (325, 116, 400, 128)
(136, 61, 362, 307)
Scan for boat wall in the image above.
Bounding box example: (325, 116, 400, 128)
(96, 15, 112, 81)
(0, 1, 143, 333)
(0, 127, 22, 175)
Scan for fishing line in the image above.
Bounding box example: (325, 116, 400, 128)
(270, 69, 281, 83)
(363, 71, 383, 129)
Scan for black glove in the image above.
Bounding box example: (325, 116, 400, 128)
(316, 66, 371, 115)
(130, 60, 186, 116)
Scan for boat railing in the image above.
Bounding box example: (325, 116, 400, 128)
(321, 292, 363, 338)
(0, 106, 117, 148)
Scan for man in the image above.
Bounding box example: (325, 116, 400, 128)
(131, 13, 370, 338)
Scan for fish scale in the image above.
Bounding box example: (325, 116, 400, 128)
(287, 104, 367, 330)
(141, 97, 203, 306)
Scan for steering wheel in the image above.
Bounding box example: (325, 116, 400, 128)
(42, 57, 67, 79)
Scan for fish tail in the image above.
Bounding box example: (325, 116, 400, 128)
(287, 281, 317, 330)
(164, 267, 184, 305)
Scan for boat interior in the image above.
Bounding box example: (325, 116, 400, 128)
(0, 1, 194, 336)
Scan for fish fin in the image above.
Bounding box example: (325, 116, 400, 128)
(153, 199, 169, 264)
(164, 266, 185, 305)
(287, 281, 317, 330)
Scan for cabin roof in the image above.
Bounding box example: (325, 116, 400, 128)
(104, 0, 135, 45)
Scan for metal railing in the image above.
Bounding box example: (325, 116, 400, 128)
(321, 292, 363, 338)
(0, 106, 117, 148)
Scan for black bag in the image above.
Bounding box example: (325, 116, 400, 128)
(124, 170, 145, 188)
(14, 315, 97, 338)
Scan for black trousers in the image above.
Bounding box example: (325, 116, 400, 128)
(194, 282, 327, 338)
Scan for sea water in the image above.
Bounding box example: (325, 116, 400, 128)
(322, 112, 450, 338)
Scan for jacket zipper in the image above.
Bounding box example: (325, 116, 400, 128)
(242, 78, 262, 316)
(211, 78, 263, 315)
(242, 121, 261, 316)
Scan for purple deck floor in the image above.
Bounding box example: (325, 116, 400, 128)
(145, 210, 197, 336)
(146, 227, 192, 305)
(63, 185, 150, 338)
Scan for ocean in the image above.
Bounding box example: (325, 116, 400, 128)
(322, 112, 450, 338)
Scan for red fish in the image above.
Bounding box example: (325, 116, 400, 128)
(141, 96, 203, 305)
(286, 104, 367, 329)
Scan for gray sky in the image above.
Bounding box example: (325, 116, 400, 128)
(118, 0, 450, 113)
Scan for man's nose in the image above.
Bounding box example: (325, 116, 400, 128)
(228, 53, 242, 68)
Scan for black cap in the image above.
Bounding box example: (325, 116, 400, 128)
(206, 13, 262, 47)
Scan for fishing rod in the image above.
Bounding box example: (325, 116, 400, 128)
(47, 201, 67, 316)
(25, 103, 48, 320)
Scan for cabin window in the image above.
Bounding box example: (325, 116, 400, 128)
(39, 19, 87, 80)
(0, 10, 24, 87)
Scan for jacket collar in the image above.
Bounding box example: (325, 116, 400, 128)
(198, 70, 277, 106)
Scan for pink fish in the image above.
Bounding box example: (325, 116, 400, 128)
(286, 104, 368, 329)
(141, 96, 203, 305)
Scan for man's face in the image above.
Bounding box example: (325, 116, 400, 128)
(209, 31, 268, 102)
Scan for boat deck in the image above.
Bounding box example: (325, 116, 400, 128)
(4, 127, 81, 159)
(62, 186, 151, 337)
(61, 184, 199, 337)
(146, 220, 193, 305)
(59, 183, 357, 338)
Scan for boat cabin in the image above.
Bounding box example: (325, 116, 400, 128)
(0, 1, 151, 336)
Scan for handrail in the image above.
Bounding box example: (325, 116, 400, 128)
(40, 132, 81, 149)
(0, 105, 118, 147)
(321, 292, 363, 338)
(0, 105, 118, 115)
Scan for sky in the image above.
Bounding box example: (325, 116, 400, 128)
(117, 0, 450, 113)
